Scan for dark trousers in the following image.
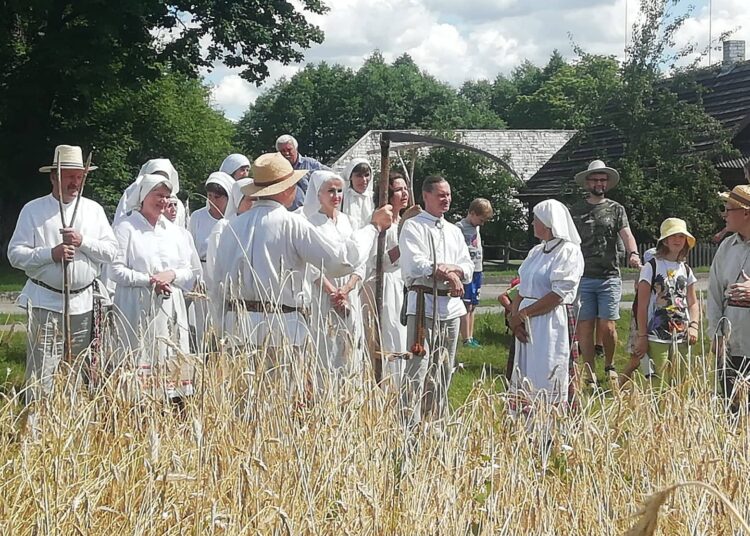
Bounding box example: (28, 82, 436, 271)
(721, 355, 750, 413)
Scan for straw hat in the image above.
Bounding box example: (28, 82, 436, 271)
(242, 152, 307, 198)
(574, 160, 619, 188)
(719, 184, 750, 210)
(39, 144, 97, 173)
(657, 218, 696, 249)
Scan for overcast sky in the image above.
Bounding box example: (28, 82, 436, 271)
(203, 0, 749, 121)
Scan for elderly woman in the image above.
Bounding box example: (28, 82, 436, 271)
(363, 172, 410, 387)
(508, 199, 584, 408)
(111, 174, 200, 401)
(304, 170, 366, 382)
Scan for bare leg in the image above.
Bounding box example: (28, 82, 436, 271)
(460, 307, 474, 341)
(576, 318, 596, 382)
(598, 318, 618, 370)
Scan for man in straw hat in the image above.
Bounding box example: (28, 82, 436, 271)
(708, 184, 750, 413)
(212, 152, 393, 351)
(7, 145, 118, 405)
(569, 160, 641, 387)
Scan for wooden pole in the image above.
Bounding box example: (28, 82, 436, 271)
(375, 133, 391, 351)
(55, 157, 72, 363)
(70, 148, 94, 227)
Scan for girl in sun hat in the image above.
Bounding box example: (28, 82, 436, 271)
(630, 218, 700, 387)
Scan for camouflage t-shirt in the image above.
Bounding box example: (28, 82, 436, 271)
(569, 198, 629, 279)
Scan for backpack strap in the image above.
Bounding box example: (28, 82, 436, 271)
(649, 257, 657, 291)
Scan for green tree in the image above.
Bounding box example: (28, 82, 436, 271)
(0, 0, 325, 258)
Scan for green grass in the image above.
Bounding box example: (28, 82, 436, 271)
(0, 265, 25, 292)
(0, 331, 25, 392)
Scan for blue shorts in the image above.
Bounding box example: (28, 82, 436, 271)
(463, 272, 483, 306)
(577, 276, 621, 321)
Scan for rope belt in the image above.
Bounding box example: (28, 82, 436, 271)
(225, 299, 307, 315)
(31, 278, 94, 295)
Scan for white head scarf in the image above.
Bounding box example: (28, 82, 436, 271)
(138, 159, 179, 194)
(342, 157, 374, 196)
(533, 199, 581, 245)
(303, 170, 343, 220)
(227, 178, 254, 218)
(205, 171, 235, 210)
(220, 154, 251, 177)
(124, 174, 172, 212)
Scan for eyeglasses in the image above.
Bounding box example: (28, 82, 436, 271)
(720, 206, 746, 214)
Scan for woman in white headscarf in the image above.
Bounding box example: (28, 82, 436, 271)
(219, 153, 251, 180)
(507, 199, 584, 409)
(341, 158, 374, 230)
(304, 170, 366, 383)
(111, 174, 200, 402)
(187, 171, 235, 350)
(114, 159, 187, 227)
(205, 178, 254, 331)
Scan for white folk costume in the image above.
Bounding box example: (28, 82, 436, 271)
(220, 153, 251, 178)
(399, 210, 473, 424)
(510, 200, 584, 407)
(341, 158, 374, 230)
(7, 145, 118, 403)
(110, 175, 200, 400)
(212, 153, 379, 350)
(205, 178, 253, 329)
(187, 172, 235, 350)
(303, 171, 366, 380)
(363, 222, 408, 388)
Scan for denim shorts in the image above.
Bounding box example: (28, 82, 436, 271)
(577, 276, 622, 321)
(463, 272, 483, 306)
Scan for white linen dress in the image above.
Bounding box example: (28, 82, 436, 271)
(510, 239, 584, 406)
(111, 211, 199, 399)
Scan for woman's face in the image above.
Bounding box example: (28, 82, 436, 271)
(318, 178, 344, 213)
(532, 215, 553, 241)
(142, 184, 172, 219)
(207, 190, 228, 217)
(389, 178, 409, 210)
(351, 169, 371, 194)
(164, 199, 178, 222)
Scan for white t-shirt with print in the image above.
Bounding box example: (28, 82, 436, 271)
(638, 257, 697, 343)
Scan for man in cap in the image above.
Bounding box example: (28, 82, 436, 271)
(275, 134, 330, 211)
(569, 160, 640, 386)
(7, 145, 118, 404)
(708, 185, 750, 413)
(212, 152, 393, 352)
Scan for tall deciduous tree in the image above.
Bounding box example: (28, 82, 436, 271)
(0, 0, 325, 257)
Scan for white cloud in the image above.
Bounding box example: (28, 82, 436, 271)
(205, 0, 750, 120)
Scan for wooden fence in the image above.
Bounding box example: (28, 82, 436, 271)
(637, 242, 718, 268)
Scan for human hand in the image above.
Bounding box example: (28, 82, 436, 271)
(688, 326, 698, 345)
(513, 324, 528, 343)
(628, 253, 642, 269)
(388, 246, 400, 264)
(150, 270, 176, 294)
(445, 272, 464, 297)
(728, 271, 750, 304)
(370, 205, 394, 232)
(51, 243, 75, 263)
(60, 227, 82, 247)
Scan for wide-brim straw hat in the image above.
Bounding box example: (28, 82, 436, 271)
(242, 152, 307, 198)
(39, 144, 97, 172)
(719, 184, 750, 210)
(574, 159, 619, 188)
(657, 217, 696, 249)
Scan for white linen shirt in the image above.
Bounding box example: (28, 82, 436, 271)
(342, 189, 375, 231)
(8, 194, 117, 314)
(188, 206, 221, 262)
(213, 199, 378, 308)
(399, 211, 474, 321)
(708, 233, 750, 357)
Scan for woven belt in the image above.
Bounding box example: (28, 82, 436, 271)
(225, 299, 305, 314)
(31, 278, 94, 295)
(409, 284, 451, 297)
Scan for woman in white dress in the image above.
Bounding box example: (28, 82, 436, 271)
(507, 199, 584, 410)
(205, 178, 254, 333)
(111, 174, 200, 402)
(363, 172, 410, 388)
(303, 170, 366, 384)
(341, 158, 374, 230)
(187, 171, 235, 350)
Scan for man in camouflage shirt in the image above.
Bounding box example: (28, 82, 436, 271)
(569, 160, 641, 386)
